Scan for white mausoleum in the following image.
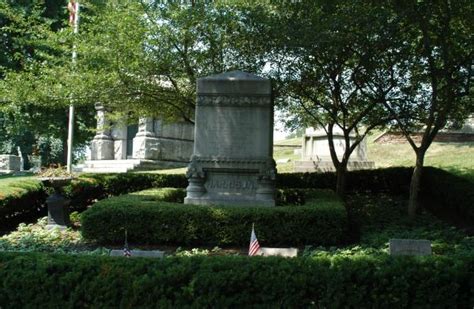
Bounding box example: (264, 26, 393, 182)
(84, 104, 194, 173)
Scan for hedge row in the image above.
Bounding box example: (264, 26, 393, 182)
(421, 167, 474, 227)
(2, 167, 472, 226)
(65, 173, 188, 211)
(0, 167, 415, 218)
(276, 166, 413, 194)
(81, 188, 348, 246)
(0, 178, 46, 222)
(0, 252, 472, 307)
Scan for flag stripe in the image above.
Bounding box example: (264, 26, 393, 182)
(248, 225, 260, 256)
(68, 0, 76, 25)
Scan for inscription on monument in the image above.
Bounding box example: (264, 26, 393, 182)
(205, 173, 257, 193)
(197, 107, 269, 157)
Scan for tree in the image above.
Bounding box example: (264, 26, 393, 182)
(256, 1, 396, 196)
(1, 1, 265, 123)
(382, 0, 473, 218)
(0, 0, 95, 167)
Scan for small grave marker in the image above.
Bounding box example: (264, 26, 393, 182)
(389, 239, 432, 256)
(110, 249, 164, 258)
(256, 247, 298, 258)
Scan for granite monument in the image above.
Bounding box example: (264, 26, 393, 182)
(184, 71, 276, 206)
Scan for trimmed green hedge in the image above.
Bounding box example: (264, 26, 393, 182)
(421, 167, 474, 227)
(65, 173, 188, 211)
(277, 167, 413, 194)
(0, 177, 46, 222)
(81, 188, 348, 246)
(63, 168, 413, 212)
(0, 252, 472, 307)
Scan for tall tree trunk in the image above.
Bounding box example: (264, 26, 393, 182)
(336, 160, 348, 197)
(408, 150, 426, 219)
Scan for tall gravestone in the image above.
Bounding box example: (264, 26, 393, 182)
(184, 71, 276, 206)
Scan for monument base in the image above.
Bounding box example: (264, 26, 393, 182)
(91, 137, 114, 160)
(184, 157, 276, 207)
(294, 160, 375, 173)
(184, 196, 275, 207)
(133, 136, 160, 160)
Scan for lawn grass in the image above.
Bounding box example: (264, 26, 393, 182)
(0, 175, 39, 197)
(272, 133, 473, 178)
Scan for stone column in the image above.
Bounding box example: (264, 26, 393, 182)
(111, 118, 128, 160)
(90, 104, 114, 160)
(133, 117, 160, 159)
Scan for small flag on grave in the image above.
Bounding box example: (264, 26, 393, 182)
(123, 230, 131, 257)
(248, 223, 260, 256)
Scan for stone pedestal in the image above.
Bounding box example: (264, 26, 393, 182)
(184, 71, 276, 207)
(40, 178, 72, 230)
(91, 138, 114, 160)
(0, 155, 21, 173)
(90, 104, 114, 160)
(133, 117, 160, 159)
(46, 191, 71, 230)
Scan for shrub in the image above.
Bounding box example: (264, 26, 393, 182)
(65, 173, 188, 211)
(276, 167, 413, 195)
(0, 177, 46, 223)
(421, 167, 474, 227)
(0, 252, 472, 307)
(81, 188, 348, 247)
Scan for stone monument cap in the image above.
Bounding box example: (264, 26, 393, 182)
(198, 70, 271, 95)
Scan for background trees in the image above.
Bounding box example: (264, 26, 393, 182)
(0, 1, 472, 216)
(1, 1, 265, 123)
(253, 1, 398, 196)
(0, 0, 94, 167)
(382, 0, 473, 218)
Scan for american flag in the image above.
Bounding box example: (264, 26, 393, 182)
(67, 0, 77, 25)
(248, 224, 260, 256)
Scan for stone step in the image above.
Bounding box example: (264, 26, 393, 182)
(82, 167, 131, 173)
(82, 159, 189, 173)
(84, 160, 141, 167)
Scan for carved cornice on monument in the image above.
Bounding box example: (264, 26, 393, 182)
(197, 94, 272, 107)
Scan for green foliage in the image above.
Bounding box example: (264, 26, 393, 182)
(0, 176, 46, 222)
(1, 2, 265, 122)
(275, 188, 306, 206)
(421, 167, 474, 227)
(277, 167, 413, 195)
(80, 188, 347, 247)
(0, 217, 94, 253)
(345, 192, 474, 257)
(0, 252, 472, 307)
